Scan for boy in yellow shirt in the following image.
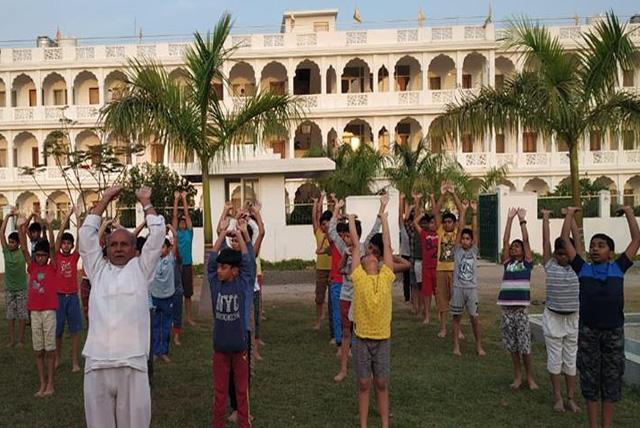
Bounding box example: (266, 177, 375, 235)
(349, 209, 395, 428)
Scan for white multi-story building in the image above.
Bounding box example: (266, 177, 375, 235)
(0, 9, 639, 260)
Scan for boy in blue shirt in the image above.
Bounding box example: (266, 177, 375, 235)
(172, 191, 195, 327)
(208, 218, 255, 428)
(562, 206, 639, 428)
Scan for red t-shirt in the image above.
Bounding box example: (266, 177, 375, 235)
(27, 263, 59, 311)
(329, 243, 344, 284)
(55, 251, 80, 294)
(419, 229, 439, 270)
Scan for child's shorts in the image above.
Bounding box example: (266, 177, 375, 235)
(421, 268, 436, 297)
(435, 271, 453, 313)
(6, 289, 28, 320)
(56, 293, 83, 337)
(352, 336, 390, 380)
(577, 325, 625, 402)
(315, 269, 330, 305)
(339, 299, 352, 331)
(31, 310, 56, 352)
(449, 287, 479, 317)
(500, 306, 531, 354)
(542, 308, 578, 376)
(410, 260, 422, 290)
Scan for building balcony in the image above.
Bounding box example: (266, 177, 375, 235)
(0, 105, 100, 124)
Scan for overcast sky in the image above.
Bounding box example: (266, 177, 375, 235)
(1, 0, 638, 42)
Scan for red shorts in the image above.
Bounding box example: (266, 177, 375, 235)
(340, 300, 351, 331)
(421, 268, 436, 297)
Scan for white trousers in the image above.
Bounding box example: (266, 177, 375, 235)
(84, 367, 151, 428)
(542, 308, 579, 376)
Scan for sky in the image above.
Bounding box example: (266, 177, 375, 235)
(1, 0, 639, 43)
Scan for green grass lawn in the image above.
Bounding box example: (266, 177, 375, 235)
(1, 291, 640, 427)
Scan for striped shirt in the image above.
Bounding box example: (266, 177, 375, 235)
(544, 259, 579, 312)
(497, 259, 533, 306)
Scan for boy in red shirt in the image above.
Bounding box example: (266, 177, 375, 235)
(412, 193, 439, 325)
(53, 208, 82, 372)
(18, 213, 58, 398)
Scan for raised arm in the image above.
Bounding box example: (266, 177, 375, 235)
(181, 192, 193, 230)
(411, 192, 423, 233)
(348, 214, 361, 271)
(133, 220, 147, 238)
(207, 229, 228, 285)
(16, 215, 31, 265)
(542, 209, 552, 265)
(171, 191, 180, 230)
(502, 207, 517, 263)
(135, 187, 165, 281)
(380, 212, 393, 269)
(311, 196, 320, 232)
(327, 200, 348, 255)
(217, 201, 233, 235)
(433, 182, 447, 229)
(561, 207, 579, 261)
(250, 203, 265, 256)
(399, 194, 405, 229)
(469, 200, 478, 247)
(455, 199, 468, 246)
(55, 208, 74, 254)
(621, 205, 640, 260)
(1, 210, 14, 249)
(517, 208, 533, 263)
(44, 211, 56, 263)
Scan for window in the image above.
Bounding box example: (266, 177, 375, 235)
(32, 147, 40, 166)
(429, 76, 441, 90)
(150, 144, 164, 164)
(213, 82, 224, 100)
(226, 178, 259, 211)
(495, 74, 504, 90)
(0, 91, 5, 107)
(269, 81, 285, 95)
(522, 132, 537, 153)
(623, 130, 635, 150)
(557, 136, 569, 152)
(53, 89, 66, 105)
(13, 149, 17, 167)
(29, 89, 37, 106)
(313, 21, 329, 32)
(496, 134, 505, 153)
(462, 135, 473, 153)
(589, 131, 602, 151)
(622, 70, 634, 87)
(0, 149, 6, 167)
(89, 87, 99, 105)
(395, 65, 410, 91)
(11, 91, 17, 107)
(462, 74, 472, 89)
(269, 140, 286, 159)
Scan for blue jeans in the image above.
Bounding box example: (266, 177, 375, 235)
(152, 296, 173, 356)
(330, 282, 343, 345)
(56, 293, 83, 337)
(172, 289, 183, 331)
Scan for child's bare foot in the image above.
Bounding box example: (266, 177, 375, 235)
(437, 330, 446, 338)
(174, 336, 181, 346)
(553, 399, 565, 412)
(422, 318, 430, 325)
(187, 319, 197, 327)
(527, 379, 539, 390)
(258, 339, 266, 346)
(333, 371, 347, 382)
(254, 352, 263, 361)
(510, 379, 522, 389)
(329, 338, 336, 346)
(453, 348, 462, 356)
(72, 363, 81, 373)
(227, 411, 238, 423)
(34, 385, 46, 398)
(566, 399, 581, 413)
(458, 332, 465, 340)
(476, 347, 486, 356)
(313, 322, 321, 331)
(42, 385, 55, 397)
(160, 354, 171, 363)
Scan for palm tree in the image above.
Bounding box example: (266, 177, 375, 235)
(101, 13, 302, 252)
(316, 143, 384, 198)
(431, 13, 640, 225)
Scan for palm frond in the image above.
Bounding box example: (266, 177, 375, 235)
(587, 90, 640, 135)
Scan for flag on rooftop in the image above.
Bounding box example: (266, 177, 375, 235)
(417, 8, 426, 27)
(353, 7, 362, 24)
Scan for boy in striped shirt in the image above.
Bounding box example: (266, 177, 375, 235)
(497, 207, 538, 390)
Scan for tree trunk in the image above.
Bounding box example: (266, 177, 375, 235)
(198, 160, 214, 318)
(568, 141, 585, 251)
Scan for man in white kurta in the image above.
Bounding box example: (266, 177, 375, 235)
(79, 186, 164, 428)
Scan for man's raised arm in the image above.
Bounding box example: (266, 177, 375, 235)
(136, 187, 165, 282)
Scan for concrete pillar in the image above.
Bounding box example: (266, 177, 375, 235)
(35, 71, 43, 106)
(4, 73, 12, 107)
(456, 51, 463, 88)
(598, 190, 611, 219)
(5, 130, 14, 169)
(488, 50, 496, 87)
(288, 132, 295, 159)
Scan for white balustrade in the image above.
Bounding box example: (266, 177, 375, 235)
(464, 26, 485, 40)
(0, 168, 8, 181)
(76, 46, 95, 60)
(75, 106, 100, 119)
(298, 95, 319, 109)
(397, 29, 419, 42)
(495, 153, 516, 167)
(296, 33, 317, 47)
(521, 152, 551, 167)
(558, 26, 582, 40)
(14, 108, 34, 121)
(398, 91, 420, 105)
(232, 35, 252, 48)
(168, 43, 188, 57)
(346, 93, 368, 107)
(346, 31, 367, 45)
(430, 89, 454, 104)
(44, 47, 62, 61)
(12, 48, 32, 62)
(589, 150, 617, 165)
(263, 35, 284, 47)
(44, 107, 65, 120)
(461, 152, 489, 167)
(624, 150, 640, 164)
(105, 46, 125, 58)
(431, 27, 453, 41)
(136, 45, 157, 58)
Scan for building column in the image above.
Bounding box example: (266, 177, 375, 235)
(456, 51, 464, 88)
(35, 71, 43, 107)
(6, 131, 14, 170)
(320, 66, 327, 94)
(288, 132, 295, 159)
(3, 73, 11, 107)
(287, 58, 295, 95)
(488, 50, 496, 87)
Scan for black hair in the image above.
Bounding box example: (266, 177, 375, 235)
(28, 222, 42, 234)
(61, 232, 74, 244)
(442, 212, 457, 223)
(354, 219, 362, 238)
(34, 239, 50, 254)
(247, 223, 254, 240)
(421, 213, 434, 223)
(590, 233, 615, 252)
(163, 238, 172, 248)
(136, 236, 147, 253)
(461, 228, 473, 240)
(554, 237, 574, 252)
(319, 210, 333, 224)
(217, 248, 242, 267)
(369, 233, 384, 257)
(511, 239, 524, 248)
(8, 232, 19, 243)
(336, 222, 349, 234)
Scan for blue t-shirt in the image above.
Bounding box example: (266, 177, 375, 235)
(150, 253, 176, 299)
(177, 229, 194, 265)
(207, 242, 256, 353)
(571, 254, 632, 330)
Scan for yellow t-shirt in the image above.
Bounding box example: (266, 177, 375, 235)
(436, 226, 457, 272)
(351, 264, 395, 340)
(315, 228, 331, 270)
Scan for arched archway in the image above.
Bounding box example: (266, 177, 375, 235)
(46, 191, 71, 223)
(462, 52, 487, 89)
(395, 117, 423, 150)
(44, 131, 70, 166)
(78, 190, 100, 211)
(523, 177, 550, 195)
(593, 176, 617, 193)
(74, 70, 99, 105)
(0, 77, 6, 107)
(42, 72, 67, 106)
(327, 128, 339, 153)
(14, 131, 39, 167)
(377, 66, 389, 92)
(294, 60, 321, 95)
(341, 58, 372, 93)
(104, 70, 127, 102)
(76, 130, 102, 165)
(343, 119, 373, 148)
(428, 55, 456, 90)
(0, 194, 8, 214)
(229, 62, 256, 96)
(495, 56, 515, 89)
(624, 175, 640, 206)
(378, 127, 391, 154)
(499, 179, 516, 192)
(12, 73, 37, 107)
(107, 133, 132, 165)
(294, 121, 322, 158)
(0, 133, 7, 167)
(16, 191, 40, 213)
(394, 56, 422, 91)
(326, 66, 337, 94)
(260, 61, 288, 94)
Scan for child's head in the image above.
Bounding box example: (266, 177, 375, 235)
(135, 236, 147, 256)
(7, 232, 19, 251)
(178, 216, 187, 230)
(60, 232, 75, 255)
(336, 222, 351, 247)
(460, 228, 473, 250)
(216, 248, 242, 282)
(553, 237, 573, 266)
(509, 239, 524, 260)
(404, 208, 415, 227)
(33, 239, 50, 266)
(421, 213, 436, 232)
(367, 233, 384, 260)
(319, 210, 332, 233)
(442, 212, 457, 232)
(161, 238, 172, 257)
(589, 233, 614, 263)
(361, 253, 381, 275)
(28, 222, 42, 241)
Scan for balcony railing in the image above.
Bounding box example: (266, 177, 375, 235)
(0, 105, 100, 123)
